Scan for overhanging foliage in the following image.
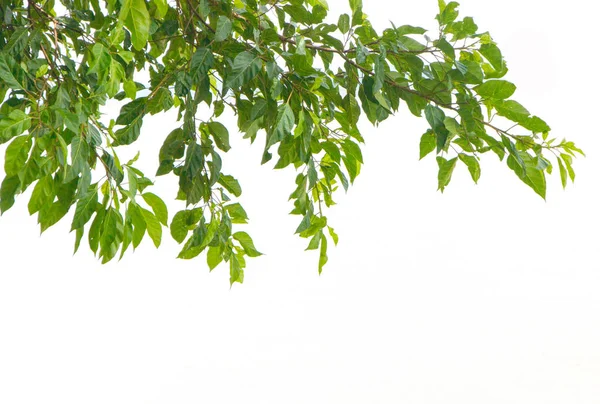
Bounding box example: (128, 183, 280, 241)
(0, 0, 583, 284)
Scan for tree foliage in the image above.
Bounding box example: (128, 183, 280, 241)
(0, 0, 583, 284)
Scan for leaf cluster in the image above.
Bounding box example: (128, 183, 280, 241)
(0, 0, 582, 283)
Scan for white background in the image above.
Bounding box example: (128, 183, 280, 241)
(1, 0, 599, 403)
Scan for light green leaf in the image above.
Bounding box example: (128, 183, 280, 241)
(123, 80, 137, 99)
(494, 100, 530, 123)
(479, 43, 504, 71)
(522, 116, 551, 133)
(139, 206, 162, 247)
(474, 80, 516, 100)
(120, 0, 150, 51)
(207, 246, 223, 271)
(342, 139, 363, 163)
(338, 13, 350, 33)
(556, 156, 567, 189)
(458, 153, 481, 183)
(142, 192, 168, 225)
(233, 231, 263, 257)
(318, 235, 328, 274)
(419, 130, 436, 160)
(152, 0, 168, 18)
(170, 210, 191, 243)
(225, 203, 248, 224)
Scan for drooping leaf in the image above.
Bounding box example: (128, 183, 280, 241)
(233, 231, 263, 257)
(120, 0, 151, 51)
(436, 156, 458, 192)
(142, 192, 168, 225)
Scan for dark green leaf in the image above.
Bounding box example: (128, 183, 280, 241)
(214, 16, 232, 42)
(207, 121, 230, 152)
(71, 188, 98, 230)
(225, 51, 262, 89)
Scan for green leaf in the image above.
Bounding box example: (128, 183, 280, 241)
(522, 116, 551, 133)
(458, 153, 481, 183)
(190, 48, 214, 80)
(436, 156, 457, 192)
(229, 254, 244, 285)
(342, 139, 363, 163)
(139, 206, 162, 247)
(4, 135, 31, 176)
(479, 43, 504, 71)
(474, 80, 516, 100)
(233, 231, 263, 257)
(419, 130, 436, 160)
(225, 203, 248, 224)
(0, 110, 31, 144)
(318, 235, 328, 274)
(556, 156, 568, 189)
(120, 0, 151, 51)
(0, 175, 20, 214)
(214, 16, 232, 42)
(437, 1, 459, 25)
(561, 153, 576, 182)
(116, 98, 146, 125)
(494, 100, 530, 123)
(28, 175, 54, 215)
(507, 152, 546, 199)
(170, 210, 191, 243)
(71, 188, 98, 230)
(142, 192, 168, 225)
(100, 208, 124, 263)
(129, 204, 146, 248)
(327, 226, 339, 246)
(0, 53, 25, 90)
(123, 80, 137, 99)
(152, 0, 168, 18)
(207, 246, 223, 271)
(425, 105, 449, 153)
(207, 121, 230, 152)
(268, 103, 295, 148)
(322, 141, 341, 163)
(218, 174, 242, 197)
(225, 51, 262, 89)
(338, 13, 350, 33)
(436, 37, 455, 60)
(70, 135, 90, 177)
(306, 230, 322, 251)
